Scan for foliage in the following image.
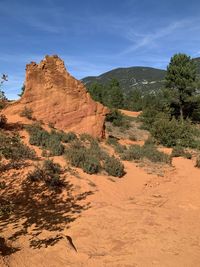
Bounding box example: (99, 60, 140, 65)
(82, 156, 100, 174)
(103, 155, 125, 177)
(124, 89, 143, 111)
(20, 106, 33, 120)
(18, 84, 25, 97)
(65, 140, 101, 175)
(27, 159, 64, 189)
(88, 79, 124, 109)
(0, 133, 36, 160)
(26, 124, 65, 156)
(106, 136, 127, 154)
(65, 138, 125, 177)
(150, 117, 196, 148)
(0, 114, 7, 128)
(171, 146, 192, 159)
(106, 109, 131, 128)
(61, 131, 77, 143)
(0, 74, 7, 102)
(165, 53, 197, 120)
(121, 143, 170, 164)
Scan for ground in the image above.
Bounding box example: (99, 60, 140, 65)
(1, 110, 200, 267)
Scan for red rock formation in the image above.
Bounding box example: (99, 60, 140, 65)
(4, 55, 108, 137)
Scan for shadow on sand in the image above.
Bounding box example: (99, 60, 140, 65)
(0, 174, 93, 254)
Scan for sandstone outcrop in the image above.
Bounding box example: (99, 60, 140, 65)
(3, 55, 108, 137)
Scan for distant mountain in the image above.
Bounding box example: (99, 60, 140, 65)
(82, 57, 200, 93)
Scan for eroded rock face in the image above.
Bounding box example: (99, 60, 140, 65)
(5, 55, 108, 137)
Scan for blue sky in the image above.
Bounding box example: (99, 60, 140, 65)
(1, 0, 200, 99)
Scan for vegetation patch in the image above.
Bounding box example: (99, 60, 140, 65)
(106, 109, 131, 129)
(0, 132, 36, 160)
(0, 114, 7, 128)
(103, 155, 125, 177)
(121, 143, 170, 164)
(65, 139, 125, 177)
(20, 106, 33, 120)
(27, 159, 64, 189)
(171, 146, 192, 159)
(26, 124, 65, 156)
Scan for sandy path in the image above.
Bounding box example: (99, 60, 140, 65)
(2, 157, 200, 267)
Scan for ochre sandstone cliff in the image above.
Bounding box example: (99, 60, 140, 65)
(3, 55, 108, 137)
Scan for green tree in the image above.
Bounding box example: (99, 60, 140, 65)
(88, 79, 124, 109)
(124, 89, 143, 111)
(106, 79, 124, 108)
(0, 74, 7, 100)
(18, 84, 25, 97)
(165, 53, 197, 120)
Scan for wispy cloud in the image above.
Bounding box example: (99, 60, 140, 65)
(119, 19, 191, 55)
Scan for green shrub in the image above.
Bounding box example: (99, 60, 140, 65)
(61, 132, 77, 143)
(106, 109, 131, 129)
(65, 139, 124, 176)
(65, 145, 86, 168)
(151, 117, 196, 148)
(103, 155, 125, 177)
(121, 144, 142, 161)
(142, 144, 170, 163)
(106, 136, 118, 146)
(171, 146, 192, 159)
(26, 125, 64, 156)
(0, 133, 36, 160)
(0, 114, 7, 128)
(195, 156, 200, 168)
(121, 143, 170, 164)
(20, 106, 33, 119)
(80, 133, 95, 142)
(82, 156, 100, 174)
(27, 160, 63, 189)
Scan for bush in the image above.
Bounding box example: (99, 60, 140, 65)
(142, 144, 171, 163)
(65, 143, 100, 175)
(121, 143, 170, 164)
(65, 139, 125, 176)
(121, 144, 142, 161)
(27, 160, 64, 189)
(82, 156, 100, 174)
(0, 114, 7, 128)
(106, 109, 131, 129)
(65, 145, 86, 168)
(106, 136, 118, 146)
(80, 133, 95, 142)
(61, 132, 77, 143)
(195, 156, 200, 168)
(171, 146, 192, 159)
(103, 155, 125, 177)
(20, 106, 33, 119)
(26, 125, 65, 156)
(0, 133, 36, 160)
(151, 117, 196, 148)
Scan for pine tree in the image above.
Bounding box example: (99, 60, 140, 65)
(165, 53, 197, 120)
